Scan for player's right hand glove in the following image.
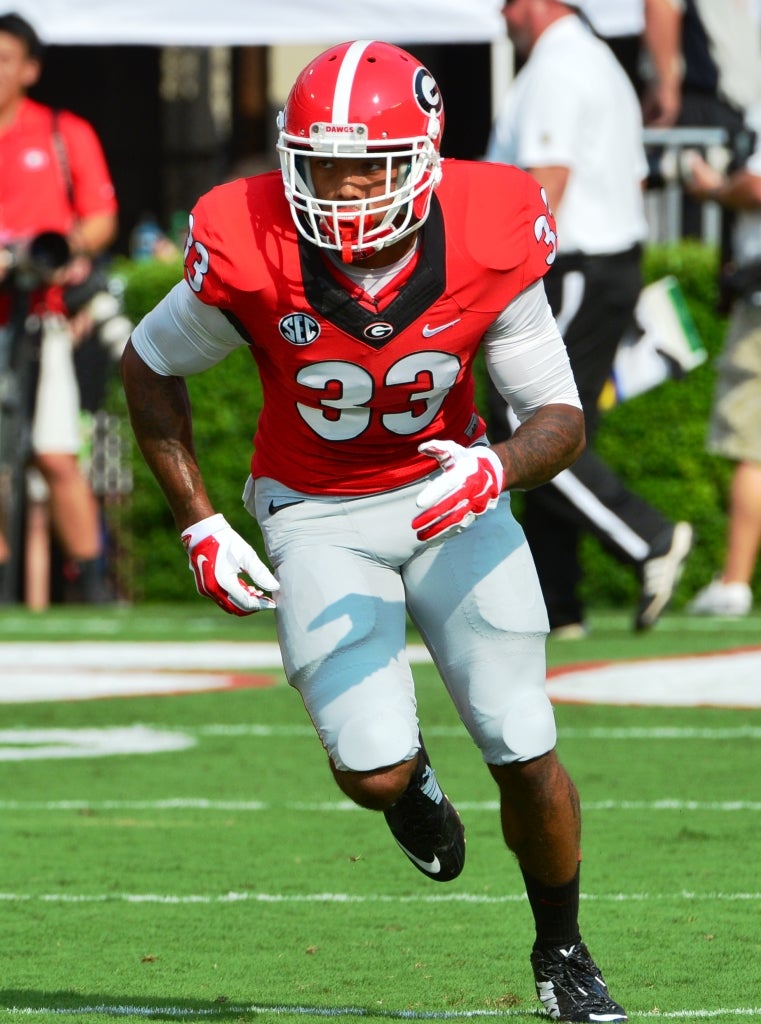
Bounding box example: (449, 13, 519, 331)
(181, 513, 279, 616)
(412, 440, 504, 542)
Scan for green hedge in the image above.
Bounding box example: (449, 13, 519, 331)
(109, 242, 751, 606)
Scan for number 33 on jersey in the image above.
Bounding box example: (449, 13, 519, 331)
(183, 160, 557, 495)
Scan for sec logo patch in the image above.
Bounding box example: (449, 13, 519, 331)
(279, 313, 321, 345)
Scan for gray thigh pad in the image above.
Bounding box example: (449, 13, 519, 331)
(404, 497, 555, 764)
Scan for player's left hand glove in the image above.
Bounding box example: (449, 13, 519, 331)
(181, 513, 279, 616)
(412, 440, 504, 542)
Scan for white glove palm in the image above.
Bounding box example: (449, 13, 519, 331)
(181, 513, 279, 616)
(412, 440, 504, 541)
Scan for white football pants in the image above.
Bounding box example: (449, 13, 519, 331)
(247, 473, 554, 772)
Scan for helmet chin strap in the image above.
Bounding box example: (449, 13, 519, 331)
(329, 213, 387, 263)
(332, 212, 402, 264)
(338, 221, 360, 263)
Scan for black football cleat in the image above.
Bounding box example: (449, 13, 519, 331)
(530, 942, 627, 1022)
(383, 734, 465, 882)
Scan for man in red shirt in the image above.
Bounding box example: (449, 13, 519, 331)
(0, 11, 118, 603)
(122, 40, 626, 1022)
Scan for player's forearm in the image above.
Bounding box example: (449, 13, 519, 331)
(120, 340, 215, 531)
(492, 404, 585, 491)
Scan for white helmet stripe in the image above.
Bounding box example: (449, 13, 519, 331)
(332, 39, 373, 123)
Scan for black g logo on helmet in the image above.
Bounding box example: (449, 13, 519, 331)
(413, 67, 442, 117)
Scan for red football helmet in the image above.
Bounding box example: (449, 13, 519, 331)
(277, 40, 444, 260)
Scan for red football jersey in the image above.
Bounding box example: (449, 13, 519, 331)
(183, 160, 557, 494)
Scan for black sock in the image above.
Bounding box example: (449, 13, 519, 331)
(521, 863, 582, 951)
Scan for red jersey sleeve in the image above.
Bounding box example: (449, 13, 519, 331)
(437, 160, 558, 312)
(182, 173, 289, 317)
(469, 161, 558, 285)
(182, 181, 257, 310)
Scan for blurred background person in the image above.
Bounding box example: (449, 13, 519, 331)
(577, 1, 761, 131)
(639, 0, 683, 126)
(649, 0, 761, 240)
(580, 0, 681, 126)
(578, 0, 646, 88)
(683, 112, 761, 617)
(0, 11, 118, 604)
(486, 0, 693, 636)
(670, 0, 761, 136)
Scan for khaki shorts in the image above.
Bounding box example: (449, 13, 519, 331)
(708, 300, 761, 463)
(31, 316, 82, 455)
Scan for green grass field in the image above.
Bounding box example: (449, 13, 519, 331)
(1, 606, 760, 1023)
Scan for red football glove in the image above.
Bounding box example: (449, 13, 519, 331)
(412, 440, 504, 542)
(181, 513, 279, 616)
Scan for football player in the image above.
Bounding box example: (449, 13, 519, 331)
(121, 40, 626, 1023)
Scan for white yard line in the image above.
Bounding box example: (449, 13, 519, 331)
(0, 798, 759, 813)
(0, 890, 759, 904)
(5, 1005, 761, 1020)
(6, 1005, 761, 1020)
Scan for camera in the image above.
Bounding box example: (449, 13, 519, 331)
(1, 230, 71, 290)
(63, 270, 133, 358)
(0, 230, 132, 357)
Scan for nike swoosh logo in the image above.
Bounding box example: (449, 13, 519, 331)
(395, 841, 441, 875)
(422, 318, 461, 337)
(195, 553, 210, 594)
(268, 499, 305, 516)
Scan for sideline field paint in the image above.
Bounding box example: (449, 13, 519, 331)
(1, 642, 761, 707)
(0, 726, 195, 761)
(546, 647, 761, 707)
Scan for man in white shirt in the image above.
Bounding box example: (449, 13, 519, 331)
(487, 0, 693, 634)
(578, 0, 645, 90)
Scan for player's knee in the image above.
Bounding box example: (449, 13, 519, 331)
(334, 706, 418, 773)
(486, 691, 557, 764)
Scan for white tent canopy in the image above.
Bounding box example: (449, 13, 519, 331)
(12, 0, 505, 46)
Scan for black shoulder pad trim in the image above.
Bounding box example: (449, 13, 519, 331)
(298, 198, 447, 350)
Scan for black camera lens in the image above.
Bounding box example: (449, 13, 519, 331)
(27, 231, 70, 273)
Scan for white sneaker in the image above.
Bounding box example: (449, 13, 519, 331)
(687, 578, 752, 617)
(550, 622, 589, 640)
(635, 521, 694, 630)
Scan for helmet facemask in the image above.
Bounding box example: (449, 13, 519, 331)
(278, 124, 442, 262)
